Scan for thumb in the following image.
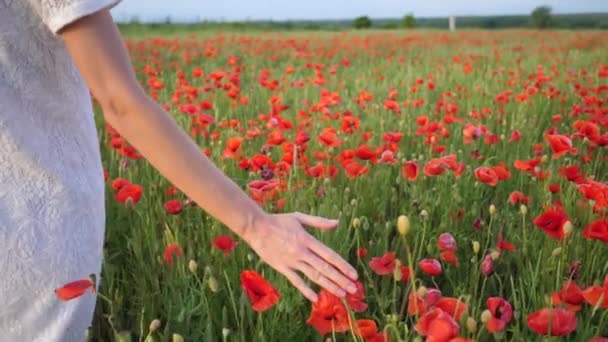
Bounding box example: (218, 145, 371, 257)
(293, 212, 339, 230)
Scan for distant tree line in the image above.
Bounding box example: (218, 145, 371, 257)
(117, 6, 608, 34)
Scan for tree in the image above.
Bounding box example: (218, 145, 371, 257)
(402, 14, 416, 29)
(531, 6, 553, 29)
(354, 16, 372, 29)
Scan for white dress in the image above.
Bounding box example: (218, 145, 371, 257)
(0, 0, 120, 340)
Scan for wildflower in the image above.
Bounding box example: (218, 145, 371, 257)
(240, 270, 280, 312)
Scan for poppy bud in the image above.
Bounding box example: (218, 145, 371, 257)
(481, 254, 494, 277)
(116, 331, 132, 342)
(397, 215, 410, 236)
(466, 317, 478, 333)
(563, 221, 574, 236)
(350, 199, 358, 206)
(393, 260, 403, 282)
(519, 204, 527, 216)
(352, 217, 361, 229)
(490, 250, 500, 260)
(125, 197, 134, 208)
(247, 253, 254, 262)
(480, 309, 492, 324)
(222, 328, 231, 338)
(472, 241, 480, 254)
(489, 204, 497, 217)
(172, 334, 184, 342)
(149, 319, 161, 333)
(208, 275, 219, 293)
(552, 247, 562, 257)
(420, 209, 429, 221)
(417, 286, 427, 297)
(188, 260, 198, 273)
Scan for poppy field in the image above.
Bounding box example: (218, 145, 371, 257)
(77, 30, 608, 341)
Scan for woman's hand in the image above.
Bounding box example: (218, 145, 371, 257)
(242, 212, 358, 303)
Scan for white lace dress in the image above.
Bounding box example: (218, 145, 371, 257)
(0, 0, 120, 340)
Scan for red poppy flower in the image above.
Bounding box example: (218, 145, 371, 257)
(55, 278, 95, 301)
(546, 134, 577, 159)
(369, 252, 396, 275)
(115, 183, 143, 205)
(354, 319, 388, 342)
(496, 232, 516, 253)
(551, 280, 585, 312)
(509, 130, 522, 142)
(355, 144, 377, 162)
(508, 191, 529, 205)
(533, 203, 570, 240)
(485, 297, 513, 333)
(402, 161, 419, 181)
(343, 160, 369, 179)
(419, 258, 442, 277)
(223, 136, 243, 158)
(357, 247, 368, 259)
(111, 178, 130, 191)
(318, 128, 342, 147)
(582, 219, 608, 243)
(414, 308, 459, 342)
(548, 183, 561, 193)
(435, 297, 468, 320)
(440, 250, 459, 267)
(306, 290, 350, 335)
(241, 270, 280, 312)
(582, 275, 608, 309)
(526, 308, 577, 336)
(474, 167, 499, 186)
(400, 266, 412, 282)
(164, 199, 183, 215)
(213, 235, 238, 256)
(163, 243, 183, 265)
(408, 288, 442, 316)
(346, 280, 368, 313)
(342, 116, 360, 134)
(437, 233, 457, 252)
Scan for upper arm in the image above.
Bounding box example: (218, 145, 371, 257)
(32, 0, 122, 35)
(60, 10, 144, 116)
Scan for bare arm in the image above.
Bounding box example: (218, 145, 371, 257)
(59, 10, 357, 302)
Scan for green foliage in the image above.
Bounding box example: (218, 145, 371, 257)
(531, 6, 554, 29)
(402, 14, 416, 29)
(353, 15, 372, 29)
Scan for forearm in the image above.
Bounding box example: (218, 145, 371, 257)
(103, 93, 265, 238)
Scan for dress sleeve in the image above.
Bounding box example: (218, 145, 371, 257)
(32, 0, 122, 34)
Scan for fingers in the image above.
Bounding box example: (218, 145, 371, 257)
(303, 251, 357, 295)
(283, 268, 318, 303)
(296, 262, 347, 298)
(306, 238, 359, 281)
(293, 212, 338, 230)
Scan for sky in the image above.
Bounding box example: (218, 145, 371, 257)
(111, 0, 608, 22)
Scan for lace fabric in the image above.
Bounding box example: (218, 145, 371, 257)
(0, 0, 120, 340)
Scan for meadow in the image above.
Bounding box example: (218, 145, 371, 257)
(73, 29, 608, 341)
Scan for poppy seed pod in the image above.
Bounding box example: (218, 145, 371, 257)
(352, 217, 361, 229)
(489, 204, 497, 216)
(172, 334, 184, 342)
(420, 209, 429, 220)
(222, 328, 231, 338)
(552, 247, 562, 257)
(397, 215, 410, 236)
